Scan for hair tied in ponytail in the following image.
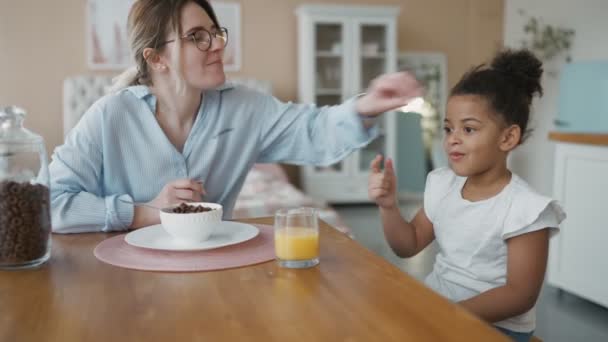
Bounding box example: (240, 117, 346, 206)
(107, 66, 139, 94)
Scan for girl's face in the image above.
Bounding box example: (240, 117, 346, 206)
(443, 95, 514, 177)
(163, 2, 226, 90)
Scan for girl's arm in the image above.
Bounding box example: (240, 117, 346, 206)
(459, 228, 550, 322)
(369, 155, 435, 258)
(379, 206, 435, 258)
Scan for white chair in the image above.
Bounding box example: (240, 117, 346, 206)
(62, 75, 113, 137)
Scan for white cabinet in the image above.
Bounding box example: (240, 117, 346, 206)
(296, 4, 400, 203)
(548, 142, 608, 308)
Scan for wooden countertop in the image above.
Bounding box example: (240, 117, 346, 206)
(549, 132, 608, 146)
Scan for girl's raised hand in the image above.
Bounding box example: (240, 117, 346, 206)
(368, 155, 398, 209)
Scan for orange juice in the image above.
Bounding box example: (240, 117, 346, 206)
(274, 227, 319, 260)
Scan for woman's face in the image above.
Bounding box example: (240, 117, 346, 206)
(442, 95, 508, 177)
(164, 1, 226, 90)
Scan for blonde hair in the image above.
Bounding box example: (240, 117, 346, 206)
(109, 0, 220, 93)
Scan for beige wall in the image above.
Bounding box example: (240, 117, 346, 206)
(0, 0, 503, 158)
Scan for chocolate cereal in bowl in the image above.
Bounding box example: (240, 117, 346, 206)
(160, 202, 223, 243)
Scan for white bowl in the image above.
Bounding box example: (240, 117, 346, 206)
(159, 202, 223, 243)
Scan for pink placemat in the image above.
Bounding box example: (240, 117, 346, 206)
(94, 224, 275, 272)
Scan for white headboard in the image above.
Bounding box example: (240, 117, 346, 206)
(62, 75, 113, 138)
(62, 76, 273, 138)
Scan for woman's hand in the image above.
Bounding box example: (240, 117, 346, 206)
(130, 179, 206, 229)
(356, 72, 423, 117)
(368, 155, 398, 209)
(148, 179, 206, 209)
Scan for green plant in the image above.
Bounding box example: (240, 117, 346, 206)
(518, 9, 575, 63)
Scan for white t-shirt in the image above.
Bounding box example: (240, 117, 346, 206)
(423, 167, 566, 332)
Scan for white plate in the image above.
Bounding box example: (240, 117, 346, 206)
(124, 221, 259, 251)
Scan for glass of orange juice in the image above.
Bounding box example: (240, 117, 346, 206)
(274, 207, 320, 268)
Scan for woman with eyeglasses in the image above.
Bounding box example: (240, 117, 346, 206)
(48, 0, 423, 233)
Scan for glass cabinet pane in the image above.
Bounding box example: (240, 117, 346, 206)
(361, 25, 387, 54)
(359, 119, 386, 172)
(316, 58, 342, 90)
(359, 25, 387, 92)
(315, 24, 343, 105)
(316, 94, 341, 107)
(315, 23, 342, 52)
(313, 23, 345, 174)
(358, 24, 388, 172)
(359, 134, 386, 171)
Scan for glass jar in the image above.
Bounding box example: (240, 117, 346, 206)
(0, 106, 51, 269)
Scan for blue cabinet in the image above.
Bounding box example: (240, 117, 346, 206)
(396, 112, 427, 194)
(556, 61, 608, 133)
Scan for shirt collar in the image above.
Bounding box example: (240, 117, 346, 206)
(216, 81, 235, 91)
(126, 85, 151, 99)
(126, 81, 235, 99)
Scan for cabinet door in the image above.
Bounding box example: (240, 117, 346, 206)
(549, 143, 608, 308)
(313, 21, 347, 104)
(307, 19, 352, 178)
(351, 19, 397, 178)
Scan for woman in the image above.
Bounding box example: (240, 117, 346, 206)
(49, 0, 422, 233)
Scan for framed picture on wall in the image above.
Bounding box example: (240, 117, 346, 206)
(86, 1, 241, 71)
(86, 0, 135, 70)
(212, 2, 242, 72)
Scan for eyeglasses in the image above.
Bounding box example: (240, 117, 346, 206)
(159, 27, 228, 52)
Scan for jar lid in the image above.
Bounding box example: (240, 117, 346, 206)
(0, 106, 43, 142)
(0, 106, 44, 154)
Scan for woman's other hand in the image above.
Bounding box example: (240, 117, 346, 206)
(356, 72, 423, 117)
(131, 179, 206, 229)
(148, 179, 206, 209)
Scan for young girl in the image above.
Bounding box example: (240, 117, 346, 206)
(368, 49, 565, 342)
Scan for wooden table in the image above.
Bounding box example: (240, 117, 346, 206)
(0, 217, 508, 341)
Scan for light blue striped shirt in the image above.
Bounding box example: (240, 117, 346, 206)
(49, 83, 377, 233)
